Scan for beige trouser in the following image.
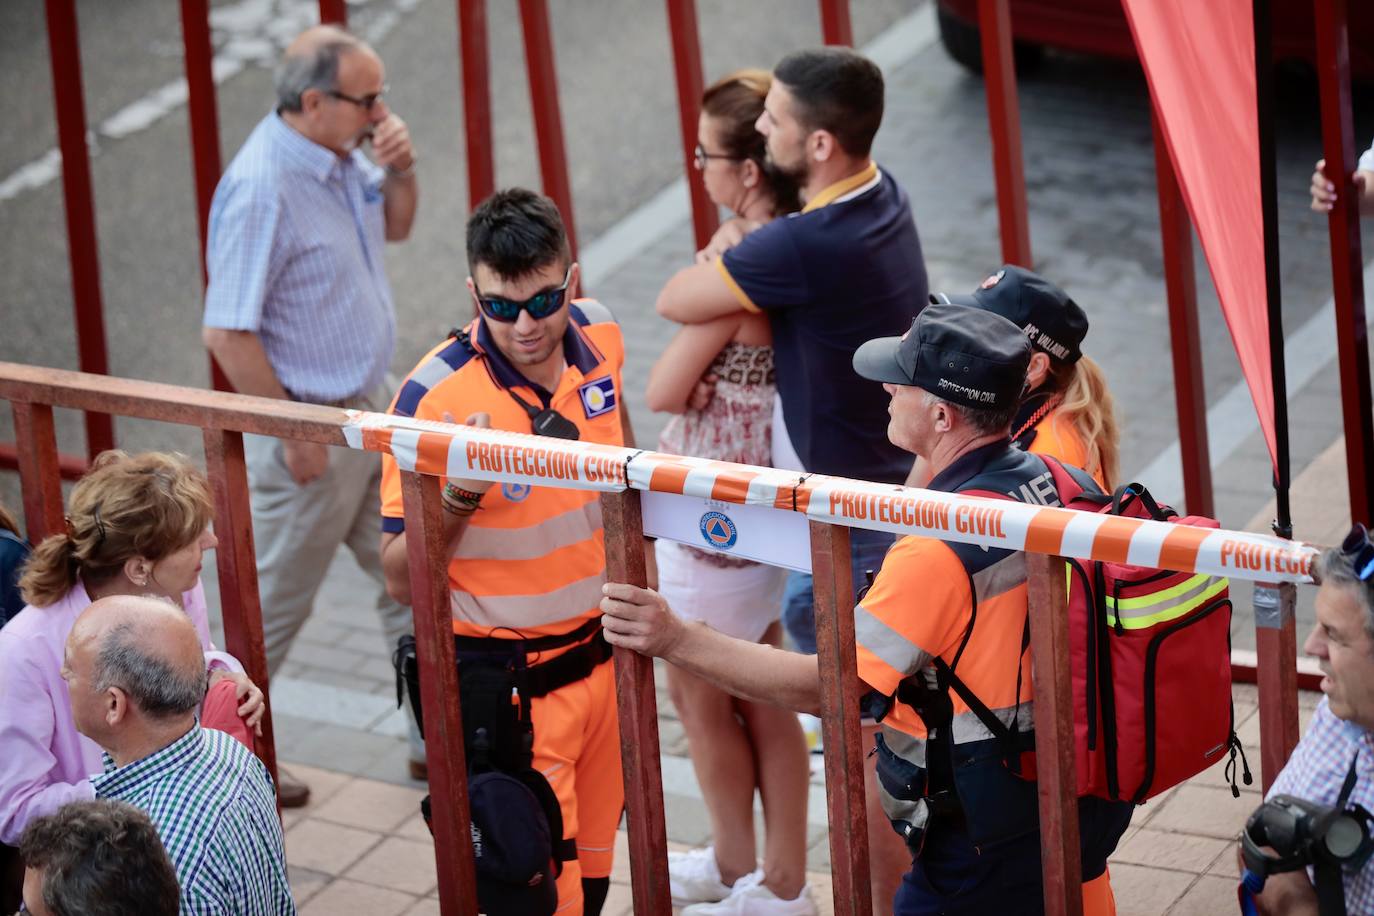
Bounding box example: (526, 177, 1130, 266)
(243, 382, 421, 754)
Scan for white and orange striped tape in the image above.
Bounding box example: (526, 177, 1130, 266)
(343, 411, 1318, 584)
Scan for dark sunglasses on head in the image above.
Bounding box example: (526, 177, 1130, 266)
(473, 267, 573, 323)
(1341, 524, 1374, 582)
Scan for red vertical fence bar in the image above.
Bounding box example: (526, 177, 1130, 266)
(457, 0, 496, 209)
(43, 0, 115, 460)
(1027, 553, 1083, 916)
(11, 402, 66, 543)
(1151, 111, 1214, 518)
(402, 471, 480, 916)
(178, 0, 233, 393)
(517, 0, 579, 258)
(601, 491, 672, 914)
(665, 0, 718, 252)
(1255, 583, 1300, 791)
(202, 429, 280, 791)
(318, 0, 347, 25)
(977, 0, 1033, 268)
(810, 522, 872, 916)
(1314, 0, 1374, 528)
(818, 0, 854, 46)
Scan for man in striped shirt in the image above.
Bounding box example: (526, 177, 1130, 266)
(63, 596, 294, 915)
(202, 23, 422, 799)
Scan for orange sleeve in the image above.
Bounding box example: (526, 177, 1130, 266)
(854, 536, 972, 697)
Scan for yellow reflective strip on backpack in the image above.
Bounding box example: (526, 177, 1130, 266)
(1109, 573, 1213, 611)
(1104, 575, 1229, 630)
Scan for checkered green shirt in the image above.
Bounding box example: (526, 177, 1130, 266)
(93, 724, 296, 915)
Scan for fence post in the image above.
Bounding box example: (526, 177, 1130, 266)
(401, 471, 479, 916)
(43, 0, 115, 459)
(977, 0, 1033, 267)
(517, 0, 579, 258)
(1151, 110, 1214, 518)
(1026, 552, 1082, 916)
(1313, 0, 1374, 528)
(202, 429, 280, 793)
(600, 490, 671, 914)
(665, 0, 718, 252)
(818, 0, 854, 46)
(457, 0, 496, 210)
(11, 402, 66, 543)
(809, 521, 872, 916)
(1255, 583, 1300, 791)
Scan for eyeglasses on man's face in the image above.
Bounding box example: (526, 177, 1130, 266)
(473, 266, 573, 323)
(329, 85, 388, 112)
(693, 143, 746, 170)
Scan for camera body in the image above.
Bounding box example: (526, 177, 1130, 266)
(1241, 791, 1374, 915)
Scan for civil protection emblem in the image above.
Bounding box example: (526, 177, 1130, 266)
(578, 376, 617, 418)
(502, 482, 532, 502)
(699, 511, 738, 551)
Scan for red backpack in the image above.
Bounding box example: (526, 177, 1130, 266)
(961, 456, 1250, 803)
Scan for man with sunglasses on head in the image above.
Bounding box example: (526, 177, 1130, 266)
(378, 188, 639, 916)
(201, 24, 419, 803)
(1240, 526, 1374, 915)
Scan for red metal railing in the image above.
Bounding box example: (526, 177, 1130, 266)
(2, 361, 1322, 915)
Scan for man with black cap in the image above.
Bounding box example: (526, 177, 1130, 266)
(929, 265, 1120, 490)
(599, 303, 1133, 914)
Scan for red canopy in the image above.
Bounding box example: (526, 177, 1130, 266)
(1121, 0, 1277, 471)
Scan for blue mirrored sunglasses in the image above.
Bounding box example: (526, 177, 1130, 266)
(473, 267, 572, 323)
(1341, 524, 1374, 582)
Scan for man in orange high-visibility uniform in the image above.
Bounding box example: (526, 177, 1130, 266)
(380, 188, 642, 916)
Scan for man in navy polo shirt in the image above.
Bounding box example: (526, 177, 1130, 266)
(657, 46, 926, 655)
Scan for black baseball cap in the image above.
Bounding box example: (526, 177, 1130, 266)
(469, 771, 559, 915)
(852, 302, 1030, 411)
(932, 265, 1088, 365)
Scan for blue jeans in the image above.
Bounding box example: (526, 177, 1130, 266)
(781, 528, 894, 654)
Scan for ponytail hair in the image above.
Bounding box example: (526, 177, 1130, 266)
(18, 451, 213, 608)
(1048, 355, 1120, 491)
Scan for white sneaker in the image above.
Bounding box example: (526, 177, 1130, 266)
(669, 846, 740, 907)
(681, 871, 818, 915)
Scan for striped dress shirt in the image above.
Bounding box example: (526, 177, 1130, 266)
(94, 724, 295, 915)
(203, 112, 396, 404)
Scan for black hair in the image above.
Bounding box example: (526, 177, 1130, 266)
(773, 47, 884, 157)
(20, 800, 180, 916)
(466, 188, 571, 281)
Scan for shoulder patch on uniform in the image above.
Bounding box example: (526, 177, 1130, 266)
(570, 298, 616, 327)
(393, 338, 478, 418)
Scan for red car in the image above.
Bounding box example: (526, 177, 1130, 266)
(936, 0, 1374, 79)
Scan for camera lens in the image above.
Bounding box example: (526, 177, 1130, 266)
(1325, 814, 1365, 859)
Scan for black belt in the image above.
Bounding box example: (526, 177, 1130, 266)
(455, 617, 612, 699)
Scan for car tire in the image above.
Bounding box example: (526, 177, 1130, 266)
(936, 5, 1045, 75)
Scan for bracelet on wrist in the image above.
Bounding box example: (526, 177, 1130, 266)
(386, 159, 417, 179)
(441, 498, 479, 518)
(442, 483, 485, 508)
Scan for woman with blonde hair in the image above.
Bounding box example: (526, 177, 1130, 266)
(646, 69, 816, 915)
(0, 451, 264, 856)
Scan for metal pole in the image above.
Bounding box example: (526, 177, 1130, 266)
(43, 0, 115, 459)
(1027, 553, 1083, 916)
(457, 0, 496, 210)
(1150, 110, 1214, 517)
(517, 0, 579, 258)
(665, 0, 717, 252)
(976, 0, 1033, 267)
(810, 522, 872, 916)
(600, 491, 672, 914)
(1253, 0, 1301, 788)
(818, 0, 854, 46)
(202, 429, 280, 795)
(178, 0, 233, 393)
(318, 0, 347, 26)
(1313, 0, 1374, 527)
(402, 471, 480, 916)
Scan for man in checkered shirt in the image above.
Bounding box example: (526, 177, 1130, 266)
(1247, 527, 1374, 914)
(65, 596, 294, 915)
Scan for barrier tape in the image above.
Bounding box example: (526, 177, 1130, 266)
(344, 411, 1319, 584)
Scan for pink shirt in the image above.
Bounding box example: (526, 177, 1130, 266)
(0, 579, 240, 844)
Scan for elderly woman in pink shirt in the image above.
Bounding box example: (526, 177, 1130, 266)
(0, 451, 263, 850)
